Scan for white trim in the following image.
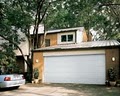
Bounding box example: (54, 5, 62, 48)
(43, 50, 105, 57)
(76, 29, 83, 43)
(57, 32, 75, 44)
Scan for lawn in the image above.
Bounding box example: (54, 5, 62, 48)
(77, 84, 120, 96)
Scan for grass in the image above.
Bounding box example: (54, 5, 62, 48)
(79, 85, 120, 96)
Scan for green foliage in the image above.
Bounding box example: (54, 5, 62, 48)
(0, 0, 35, 73)
(108, 67, 117, 81)
(45, 0, 120, 40)
(33, 68, 39, 79)
(0, 43, 20, 74)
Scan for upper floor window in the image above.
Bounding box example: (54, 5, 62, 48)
(61, 34, 73, 42)
(58, 32, 75, 44)
(45, 39, 50, 47)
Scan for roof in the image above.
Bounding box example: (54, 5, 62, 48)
(34, 40, 120, 51)
(46, 27, 84, 34)
(30, 26, 84, 35)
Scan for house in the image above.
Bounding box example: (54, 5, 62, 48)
(32, 27, 120, 84)
(0, 31, 29, 73)
(30, 26, 91, 48)
(14, 31, 29, 73)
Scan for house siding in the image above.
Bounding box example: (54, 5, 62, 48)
(38, 29, 89, 47)
(40, 33, 57, 47)
(33, 52, 44, 79)
(105, 48, 120, 79)
(83, 30, 88, 42)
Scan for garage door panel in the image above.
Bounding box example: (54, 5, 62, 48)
(44, 73, 105, 84)
(44, 54, 105, 84)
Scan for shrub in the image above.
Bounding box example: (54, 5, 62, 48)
(33, 68, 39, 79)
(108, 67, 117, 81)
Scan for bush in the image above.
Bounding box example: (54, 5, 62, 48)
(33, 68, 39, 79)
(108, 67, 117, 81)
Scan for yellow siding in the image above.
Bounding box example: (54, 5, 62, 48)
(82, 30, 88, 42)
(105, 48, 120, 79)
(40, 33, 57, 47)
(33, 52, 44, 79)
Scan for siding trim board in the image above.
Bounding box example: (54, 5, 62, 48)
(43, 50, 105, 57)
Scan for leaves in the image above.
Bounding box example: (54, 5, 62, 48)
(45, 0, 120, 40)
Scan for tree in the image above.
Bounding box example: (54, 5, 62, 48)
(44, 0, 120, 40)
(32, 0, 51, 49)
(0, 0, 33, 69)
(0, 0, 51, 81)
(98, 1, 120, 40)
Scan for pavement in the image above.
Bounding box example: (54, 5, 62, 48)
(0, 83, 84, 96)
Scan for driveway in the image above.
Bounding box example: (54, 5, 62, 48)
(0, 83, 120, 96)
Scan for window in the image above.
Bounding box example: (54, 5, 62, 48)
(45, 39, 50, 47)
(61, 35, 66, 42)
(68, 34, 73, 41)
(61, 34, 73, 42)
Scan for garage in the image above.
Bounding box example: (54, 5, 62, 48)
(43, 51, 106, 84)
(33, 40, 120, 85)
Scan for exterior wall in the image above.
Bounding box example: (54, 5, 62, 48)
(14, 32, 29, 56)
(82, 30, 88, 42)
(33, 52, 44, 79)
(33, 48, 120, 81)
(40, 33, 57, 47)
(38, 29, 88, 47)
(76, 30, 83, 43)
(43, 50, 105, 56)
(105, 48, 120, 79)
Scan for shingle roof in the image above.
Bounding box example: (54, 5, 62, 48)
(34, 40, 120, 51)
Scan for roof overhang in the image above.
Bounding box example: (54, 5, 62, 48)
(33, 40, 120, 52)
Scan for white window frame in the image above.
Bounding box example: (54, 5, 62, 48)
(57, 32, 75, 44)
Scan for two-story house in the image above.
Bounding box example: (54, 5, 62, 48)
(32, 26, 120, 85)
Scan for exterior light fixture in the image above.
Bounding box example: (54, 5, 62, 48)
(35, 59, 39, 63)
(112, 57, 115, 62)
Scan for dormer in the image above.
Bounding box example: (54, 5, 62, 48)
(30, 26, 91, 48)
(57, 27, 87, 44)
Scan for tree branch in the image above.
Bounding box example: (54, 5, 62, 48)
(0, 34, 31, 68)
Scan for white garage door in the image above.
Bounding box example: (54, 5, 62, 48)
(44, 54, 105, 84)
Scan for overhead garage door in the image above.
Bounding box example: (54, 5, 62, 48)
(44, 54, 105, 84)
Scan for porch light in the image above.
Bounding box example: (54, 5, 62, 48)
(35, 59, 39, 63)
(112, 57, 115, 62)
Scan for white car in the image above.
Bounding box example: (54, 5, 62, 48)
(0, 74, 25, 88)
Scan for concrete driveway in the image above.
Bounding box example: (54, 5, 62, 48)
(0, 83, 120, 96)
(0, 84, 82, 96)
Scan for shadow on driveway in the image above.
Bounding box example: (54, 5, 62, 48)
(0, 87, 18, 92)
